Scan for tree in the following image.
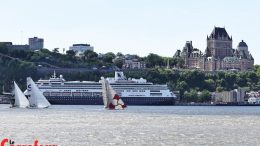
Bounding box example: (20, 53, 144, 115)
(103, 52, 115, 63)
(216, 87, 224, 92)
(51, 48, 60, 58)
(40, 49, 51, 54)
(184, 89, 198, 102)
(246, 71, 258, 85)
(83, 50, 98, 62)
(116, 52, 124, 57)
(52, 48, 59, 53)
(66, 50, 76, 56)
(198, 90, 211, 102)
(236, 73, 247, 87)
(0, 43, 8, 54)
(223, 72, 237, 90)
(176, 81, 188, 101)
(145, 53, 164, 68)
(169, 57, 178, 67)
(176, 57, 185, 68)
(114, 58, 124, 69)
(254, 65, 260, 77)
(204, 79, 216, 92)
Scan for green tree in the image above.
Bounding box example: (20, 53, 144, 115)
(103, 52, 115, 63)
(216, 87, 224, 92)
(116, 52, 124, 57)
(204, 79, 216, 92)
(84, 50, 98, 61)
(114, 58, 124, 69)
(184, 89, 198, 102)
(66, 50, 76, 56)
(145, 53, 164, 68)
(224, 72, 236, 90)
(176, 57, 185, 68)
(176, 81, 188, 101)
(254, 65, 260, 77)
(0, 43, 8, 54)
(52, 48, 59, 53)
(198, 90, 211, 102)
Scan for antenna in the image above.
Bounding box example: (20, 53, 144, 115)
(54, 70, 56, 78)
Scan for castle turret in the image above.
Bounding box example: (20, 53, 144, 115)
(237, 40, 248, 52)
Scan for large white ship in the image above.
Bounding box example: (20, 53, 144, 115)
(35, 71, 176, 105)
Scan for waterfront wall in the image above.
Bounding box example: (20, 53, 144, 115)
(0, 95, 10, 104)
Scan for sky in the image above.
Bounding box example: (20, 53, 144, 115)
(0, 0, 260, 64)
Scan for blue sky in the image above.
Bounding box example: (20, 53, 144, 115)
(0, 0, 260, 64)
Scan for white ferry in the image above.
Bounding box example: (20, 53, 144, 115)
(35, 71, 176, 105)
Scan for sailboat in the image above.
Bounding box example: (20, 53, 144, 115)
(26, 77, 51, 108)
(12, 81, 30, 108)
(101, 77, 126, 110)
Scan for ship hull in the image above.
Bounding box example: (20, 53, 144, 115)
(46, 96, 175, 105)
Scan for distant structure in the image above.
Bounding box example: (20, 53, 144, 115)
(0, 37, 44, 51)
(69, 44, 94, 56)
(29, 37, 44, 50)
(175, 27, 254, 71)
(0, 42, 29, 50)
(122, 59, 146, 69)
(115, 54, 146, 70)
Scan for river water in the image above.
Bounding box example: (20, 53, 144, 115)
(1, 104, 260, 146)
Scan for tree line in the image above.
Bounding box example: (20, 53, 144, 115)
(0, 44, 259, 103)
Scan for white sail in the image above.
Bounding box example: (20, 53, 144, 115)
(101, 77, 126, 110)
(27, 77, 51, 108)
(13, 82, 30, 108)
(101, 77, 109, 108)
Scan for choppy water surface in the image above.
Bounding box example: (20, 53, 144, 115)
(1, 105, 260, 146)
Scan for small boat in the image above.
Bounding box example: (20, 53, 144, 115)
(12, 81, 30, 108)
(101, 77, 126, 110)
(26, 77, 51, 108)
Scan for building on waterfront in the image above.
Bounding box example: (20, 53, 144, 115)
(29, 37, 44, 50)
(212, 88, 246, 103)
(247, 91, 260, 104)
(0, 95, 10, 104)
(69, 44, 94, 56)
(248, 97, 260, 104)
(174, 27, 254, 71)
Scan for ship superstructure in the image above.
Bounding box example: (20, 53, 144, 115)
(35, 71, 176, 105)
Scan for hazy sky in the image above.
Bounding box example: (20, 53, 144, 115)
(0, 0, 259, 64)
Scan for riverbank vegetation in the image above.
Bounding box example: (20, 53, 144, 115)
(0, 45, 259, 103)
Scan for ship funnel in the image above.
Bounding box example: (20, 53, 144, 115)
(115, 72, 125, 81)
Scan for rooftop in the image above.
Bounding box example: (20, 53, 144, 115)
(208, 27, 232, 40)
(73, 44, 91, 47)
(238, 40, 248, 47)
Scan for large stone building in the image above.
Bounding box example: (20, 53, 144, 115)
(175, 27, 254, 71)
